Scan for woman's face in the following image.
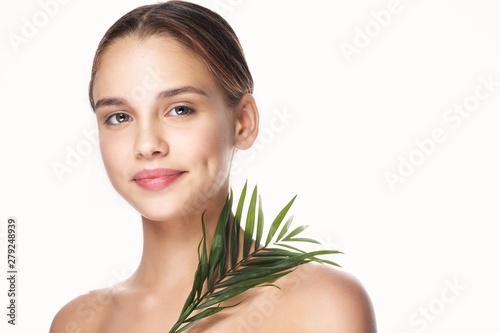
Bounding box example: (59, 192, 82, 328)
(92, 36, 236, 222)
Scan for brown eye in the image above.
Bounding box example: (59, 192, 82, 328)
(106, 113, 131, 125)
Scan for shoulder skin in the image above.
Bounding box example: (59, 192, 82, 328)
(274, 263, 377, 333)
(49, 288, 111, 333)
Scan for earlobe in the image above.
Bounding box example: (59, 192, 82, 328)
(234, 93, 259, 150)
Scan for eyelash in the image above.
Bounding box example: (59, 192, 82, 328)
(167, 105, 196, 117)
(104, 106, 195, 126)
(105, 112, 131, 125)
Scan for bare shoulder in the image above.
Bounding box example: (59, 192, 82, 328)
(49, 288, 112, 333)
(276, 263, 377, 333)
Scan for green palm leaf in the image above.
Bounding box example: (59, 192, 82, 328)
(169, 184, 341, 333)
(243, 185, 257, 258)
(265, 195, 297, 246)
(254, 195, 264, 252)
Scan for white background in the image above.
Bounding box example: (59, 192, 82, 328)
(1, 0, 499, 332)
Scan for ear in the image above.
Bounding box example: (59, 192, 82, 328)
(234, 93, 259, 150)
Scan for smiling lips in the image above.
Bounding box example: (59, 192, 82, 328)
(133, 168, 184, 191)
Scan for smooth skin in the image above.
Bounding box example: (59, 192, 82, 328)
(50, 36, 376, 333)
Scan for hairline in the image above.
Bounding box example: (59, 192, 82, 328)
(89, 32, 241, 111)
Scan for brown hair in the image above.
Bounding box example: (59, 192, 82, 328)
(88, 0, 253, 110)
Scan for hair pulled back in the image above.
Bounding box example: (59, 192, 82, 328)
(89, 0, 253, 110)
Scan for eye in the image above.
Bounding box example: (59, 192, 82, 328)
(106, 113, 131, 125)
(167, 106, 195, 117)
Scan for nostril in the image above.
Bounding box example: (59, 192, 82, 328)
(134, 138, 169, 159)
(134, 126, 169, 159)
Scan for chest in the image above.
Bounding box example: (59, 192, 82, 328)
(100, 291, 298, 333)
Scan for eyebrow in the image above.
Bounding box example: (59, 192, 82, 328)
(94, 97, 126, 110)
(94, 86, 208, 111)
(156, 86, 208, 99)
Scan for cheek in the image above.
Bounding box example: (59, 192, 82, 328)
(188, 116, 234, 164)
(99, 134, 130, 179)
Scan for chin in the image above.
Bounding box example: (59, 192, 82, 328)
(116, 173, 230, 222)
(130, 197, 206, 223)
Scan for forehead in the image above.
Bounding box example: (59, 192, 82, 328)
(92, 35, 220, 102)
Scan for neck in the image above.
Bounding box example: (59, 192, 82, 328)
(132, 191, 230, 291)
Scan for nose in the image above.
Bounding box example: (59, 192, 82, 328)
(134, 120, 169, 159)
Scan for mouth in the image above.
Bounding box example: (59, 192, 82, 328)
(132, 168, 185, 191)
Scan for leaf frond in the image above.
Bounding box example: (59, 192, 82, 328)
(169, 182, 341, 333)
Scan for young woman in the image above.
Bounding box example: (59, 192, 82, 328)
(50, 1, 376, 332)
